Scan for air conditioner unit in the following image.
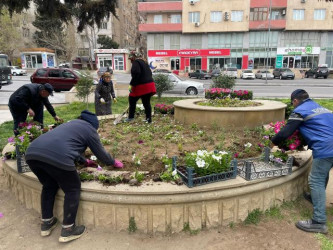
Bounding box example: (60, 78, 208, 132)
(282, 9, 286, 15)
(301, 0, 306, 3)
(190, 0, 195, 5)
(224, 12, 230, 21)
(195, 22, 200, 27)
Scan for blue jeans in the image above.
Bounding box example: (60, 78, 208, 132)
(309, 157, 333, 223)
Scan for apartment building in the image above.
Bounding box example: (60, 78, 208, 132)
(138, 0, 333, 72)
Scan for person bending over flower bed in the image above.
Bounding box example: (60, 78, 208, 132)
(25, 110, 123, 243)
(271, 89, 333, 234)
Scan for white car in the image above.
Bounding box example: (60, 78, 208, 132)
(153, 73, 205, 95)
(9, 66, 27, 76)
(222, 67, 238, 79)
(255, 70, 274, 80)
(241, 70, 255, 79)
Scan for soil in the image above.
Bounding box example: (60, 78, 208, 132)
(0, 160, 324, 250)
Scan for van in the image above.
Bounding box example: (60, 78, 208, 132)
(0, 54, 13, 89)
(223, 67, 238, 79)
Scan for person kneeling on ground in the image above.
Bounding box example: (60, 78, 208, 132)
(271, 89, 333, 234)
(25, 110, 123, 243)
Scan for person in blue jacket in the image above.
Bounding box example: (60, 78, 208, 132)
(271, 89, 333, 234)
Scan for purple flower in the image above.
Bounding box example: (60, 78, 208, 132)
(263, 136, 269, 140)
(19, 136, 24, 142)
(8, 137, 15, 143)
(138, 140, 144, 144)
(97, 165, 103, 171)
(27, 124, 32, 129)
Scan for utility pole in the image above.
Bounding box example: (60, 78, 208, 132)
(265, 0, 272, 84)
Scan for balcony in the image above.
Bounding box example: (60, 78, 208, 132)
(249, 20, 286, 30)
(139, 23, 182, 33)
(250, 0, 287, 8)
(138, 1, 182, 13)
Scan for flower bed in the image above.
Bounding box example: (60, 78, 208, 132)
(205, 88, 253, 100)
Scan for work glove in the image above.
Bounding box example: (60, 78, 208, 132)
(85, 159, 98, 168)
(113, 159, 124, 168)
(27, 108, 35, 117)
(113, 98, 117, 103)
(128, 86, 132, 93)
(54, 116, 63, 123)
(100, 98, 105, 104)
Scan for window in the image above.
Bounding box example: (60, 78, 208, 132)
(271, 10, 283, 20)
(280, 31, 321, 47)
(78, 48, 89, 56)
(154, 15, 162, 24)
(208, 33, 244, 48)
(249, 31, 279, 47)
(293, 9, 304, 20)
(48, 69, 61, 78)
(36, 69, 47, 76)
(188, 12, 200, 23)
(170, 34, 180, 49)
(101, 22, 107, 29)
(154, 34, 164, 49)
(231, 11, 243, 22)
(250, 8, 268, 21)
(62, 70, 75, 78)
(314, 9, 326, 20)
(190, 34, 202, 49)
(210, 11, 222, 23)
(171, 14, 181, 23)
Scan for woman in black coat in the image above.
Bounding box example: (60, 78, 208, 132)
(95, 72, 117, 115)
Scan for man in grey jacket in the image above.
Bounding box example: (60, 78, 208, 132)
(25, 110, 123, 243)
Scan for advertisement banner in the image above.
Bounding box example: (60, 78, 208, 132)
(148, 57, 170, 70)
(277, 47, 320, 55)
(276, 55, 283, 68)
(148, 49, 230, 57)
(248, 58, 254, 69)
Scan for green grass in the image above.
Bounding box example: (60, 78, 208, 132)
(244, 208, 263, 225)
(315, 234, 333, 250)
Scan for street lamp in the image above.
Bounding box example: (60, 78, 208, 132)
(265, 0, 272, 84)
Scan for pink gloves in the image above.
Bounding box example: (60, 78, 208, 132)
(113, 159, 124, 168)
(85, 159, 98, 167)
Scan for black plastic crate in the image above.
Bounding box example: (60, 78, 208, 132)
(237, 147, 294, 181)
(172, 156, 238, 188)
(15, 145, 31, 173)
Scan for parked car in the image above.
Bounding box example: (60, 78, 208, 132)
(273, 68, 295, 80)
(305, 66, 329, 79)
(30, 68, 98, 91)
(240, 70, 255, 79)
(97, 67, 113, 77)
(210, 68, 221, 78)
(255, 69, 274, 80)
(153, 73, 205, 95)
(222, 67, 238, 79)
(9, 66, 27, 76)
(153, 69, 172, 73)
(188, 69, 211, 79)
(58, 62, 70, 68)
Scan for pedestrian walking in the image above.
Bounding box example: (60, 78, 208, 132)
(95, 72, 117, 116)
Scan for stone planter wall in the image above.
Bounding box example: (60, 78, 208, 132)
(174, 99, 287, 129)
(2, 148, 311, 235)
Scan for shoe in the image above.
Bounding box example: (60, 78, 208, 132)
(124, 118, 134, 123)
(59, 224, 86, 243)
(295, 219, 328, 234)
(143, 118, 152, 123)
(41, 217, 58, 236)
(303, 192, 312, 204)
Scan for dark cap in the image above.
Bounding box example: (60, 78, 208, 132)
(291, 89, 308, 101)
(80, 110, 99, 130)
(44, 83, 54, 96)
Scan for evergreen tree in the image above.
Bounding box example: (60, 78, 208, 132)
(1, 0, 117, 32)
(97, 36, 119, 49)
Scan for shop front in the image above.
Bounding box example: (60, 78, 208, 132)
(147, 49, 231, 73)
(20, 48, 56, 69)
(94, 49, 130, 73)
(276, 46, 320, 69)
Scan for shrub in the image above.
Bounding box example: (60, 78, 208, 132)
(154, 103, 174, 114)
(212, 74, 235, 89)
(152, 73, 172, 98)
(75, 72, 94, 109)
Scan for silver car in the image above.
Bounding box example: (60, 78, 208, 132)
(255, 69, 274, 80)
(153, 73, 205, 95)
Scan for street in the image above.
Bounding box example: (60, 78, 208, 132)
(1, 73, 333, 106)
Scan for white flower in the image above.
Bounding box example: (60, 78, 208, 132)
(198, 130, 204, 135)
(132, 154, 136, 161)
(136, 104, 144, 110)
(212, 155, 221, 161)
(172, 169, 177, 176)
(136, 160, 141, 165)
(90, 155, 97, 161)
(197, 150, 207, 157)
(165, 165, 169, 169)
(244, 142, 252, 148)
(218, 151, 228, 155)
(196, 159, 206, 168)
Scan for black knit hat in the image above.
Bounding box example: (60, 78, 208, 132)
(291, 89, 308, 102)
(80, 110, 99, 130)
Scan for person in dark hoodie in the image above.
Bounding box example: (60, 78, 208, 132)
(94, 72, 117, 116)
(8, 83, 61, 135)
(25, 110, 123, 243)
(126, 51, 156, 123)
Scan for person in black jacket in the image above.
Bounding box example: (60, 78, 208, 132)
(126, 51, 156, 123)
(25, 110, 123, 243)
(8, 83, 61, 135)
(94, 72, 117, 116)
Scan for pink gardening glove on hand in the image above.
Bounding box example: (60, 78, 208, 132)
(85, 159, 98, 168)
(113, 159, 124, 168)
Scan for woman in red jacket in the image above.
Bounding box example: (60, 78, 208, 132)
(126, 51, 156, 123)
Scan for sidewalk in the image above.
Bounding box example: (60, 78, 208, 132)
(0, 109, 12, 124)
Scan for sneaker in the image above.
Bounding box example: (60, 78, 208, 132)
(124, 118, 134, 123)
(303, 192, 312, 204)
(295, 219, 328, 234)
(41, 217, 58, 236)
(59, 224, 86, 243)
(145, 118, 152, 123)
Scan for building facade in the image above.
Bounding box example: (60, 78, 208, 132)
(138, 0, 333, 72)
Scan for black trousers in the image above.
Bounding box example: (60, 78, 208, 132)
(26, 160, 81, 225)
(9, 104, 44, 135)
(128, 94, 152, 120)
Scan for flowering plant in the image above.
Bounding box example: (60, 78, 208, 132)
(262, 121, 305, 151)
(184, 150, 232, 177)
(205, 88, 253, 100)
(135, 104, 145, 115)
(154, 103, 174, 114)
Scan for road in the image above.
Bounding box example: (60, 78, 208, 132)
(1, 73, 333, 106)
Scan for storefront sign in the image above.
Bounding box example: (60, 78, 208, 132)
(148, 49, 230, 57)
(276, 55, 283, 68)
(94, 49, 129, 54)
(248, 58, 254, 69)
(277, 47, 320, 55)
(149, 57, 170, 70)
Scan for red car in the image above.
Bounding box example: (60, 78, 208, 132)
(30, 68, 97, 91)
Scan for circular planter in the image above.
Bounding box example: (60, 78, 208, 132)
(173, 99, 287, 129)
(2, 143, 311, 234)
